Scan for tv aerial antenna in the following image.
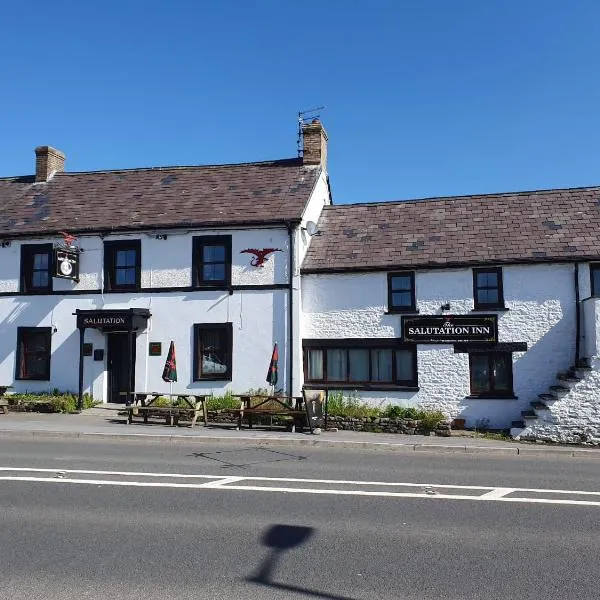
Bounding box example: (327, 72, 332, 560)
(297, 106, 325, 158)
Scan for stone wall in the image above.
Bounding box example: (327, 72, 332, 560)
(210, 410, 450, 435)
(301, 263, 578, 429)
(517, 357, 600, 445)
(324, 415, 451, 436)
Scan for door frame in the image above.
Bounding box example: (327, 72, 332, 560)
(106, 332, 136, 404)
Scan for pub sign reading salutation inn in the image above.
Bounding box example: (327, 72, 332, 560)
(401, 315, 498, 344)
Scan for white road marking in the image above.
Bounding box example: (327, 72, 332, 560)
(0, 467, 598, 507)
(201, 476, 245, 487)
(479, 487, 515, 499)
(0, 467, 220, 479)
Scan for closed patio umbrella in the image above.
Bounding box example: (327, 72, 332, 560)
(266, 343, 278, 393)
(162, 340, 177, 404)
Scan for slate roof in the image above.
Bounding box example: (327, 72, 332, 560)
(0, 159, 319, 238)
(302, 186, 600, 272)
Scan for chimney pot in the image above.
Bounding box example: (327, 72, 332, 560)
(302, 120, 328, 171)
(35, 146, 65, 182)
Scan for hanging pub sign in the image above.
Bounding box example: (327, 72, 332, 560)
(54, 249, 80, 281)
(402, 314, 498, 344)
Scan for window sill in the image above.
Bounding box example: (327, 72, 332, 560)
(15, 377, 50, 381)
(471, 307, 509, 312)
(20, 289, 53, 295)
(464, 395, 518, 400)
(194, 283, 230, 289)
(384, 309, 419, 315)
(304, 383, 419, 392)
(103, 288, 142, 294)
(193, 377, 232, 382)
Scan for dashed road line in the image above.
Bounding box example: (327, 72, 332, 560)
(0, 467, 599, 507)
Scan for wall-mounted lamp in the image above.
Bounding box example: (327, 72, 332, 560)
(52, 326, 58, 334)
(0, 241, 11, 248)
(440, 303, 451, 311)
(155, 234, 168, 240)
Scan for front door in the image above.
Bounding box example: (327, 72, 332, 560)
(107, 333, 135, 403)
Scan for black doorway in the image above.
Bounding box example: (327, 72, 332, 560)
(107, 333, 136, 403)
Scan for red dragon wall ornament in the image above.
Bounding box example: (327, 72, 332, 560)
(240, 248, 282, 267)
(59, 231, 78, 248)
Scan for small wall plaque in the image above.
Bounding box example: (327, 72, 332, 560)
(149, 342, 162, 356)
(83, 343, 93, 357)
(93, 349, 104, 362)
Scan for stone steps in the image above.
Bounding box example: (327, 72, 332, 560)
(530, 401, 548, 410)
(521, 410, 538, 420)
(549, 385, 570, 396)
(556, 373, 581, 383)
(515, 356, 596, 441)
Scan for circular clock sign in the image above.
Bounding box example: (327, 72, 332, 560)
(54, 249, 79, 281)
(59, 260, 73, 276)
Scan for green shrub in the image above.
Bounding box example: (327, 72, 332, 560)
(49, 394, 77, 413)
(417, 410, 446, 430)
(8, 391, 97, 413)
(206, 391, 242, 411)
(380, 405, 445, 429)
(149, 396, 172, 408)
(326, 390, 381, 419)
(383, 405, 421, 419)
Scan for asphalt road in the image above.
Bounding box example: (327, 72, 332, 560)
(0, 437, 599, 600)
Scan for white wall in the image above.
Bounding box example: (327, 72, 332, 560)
(0, 226, 295, 400)
(0, 227, 291, 294)
(301, 263, 577, 429)
(288, 170, 331, 396)
(0, 289, 288, 400)
(297, 172, 330, 267)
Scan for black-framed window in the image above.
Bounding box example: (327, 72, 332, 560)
(469, 352, 513, 397)
(193, 236, 232, 288)
(104, 240, 141, 292)
(193, 323, 232, 380)
(16, 327, 51, 380)
(20, 244, 53, 293)
(304, 340, 417, 389)
(388, 272, 416, 312)
(473, 267, 504, 309)
(591, 263, 600, 297)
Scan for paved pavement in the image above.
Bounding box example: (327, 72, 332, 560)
(0, 406, 599, 457)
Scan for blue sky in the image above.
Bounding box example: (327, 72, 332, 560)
(2, 1, 599, 204)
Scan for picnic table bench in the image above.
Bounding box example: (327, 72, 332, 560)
(228, 395, 313, 432)
(121, 392, 209, 427)
(0, 386, 12, 415)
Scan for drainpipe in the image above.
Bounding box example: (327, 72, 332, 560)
(575, 263, 581, 365)
(77, 327, 85, 412)
(287, 223, 295, 397)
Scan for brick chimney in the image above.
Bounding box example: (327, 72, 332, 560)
(302, 120, 328, 171)
(35, 146, 65, 182)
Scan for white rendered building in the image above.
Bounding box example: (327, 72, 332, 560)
(0, 122, 330, 407)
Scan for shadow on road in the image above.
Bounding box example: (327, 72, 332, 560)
(187, 447, 307, 469)
(247, 524, 358, 600)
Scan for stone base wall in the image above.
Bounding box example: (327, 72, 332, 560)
(210, 411, 451, 435)
(321, 415, 451, 436)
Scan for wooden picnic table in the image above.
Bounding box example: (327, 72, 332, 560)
(120, 392, 209, 427)
(229, 395, 307, 432)
(0, 386, 12, 415)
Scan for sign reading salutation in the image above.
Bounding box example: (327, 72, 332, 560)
(75, 308, 151, 332)
(402, 314, 498, 344)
